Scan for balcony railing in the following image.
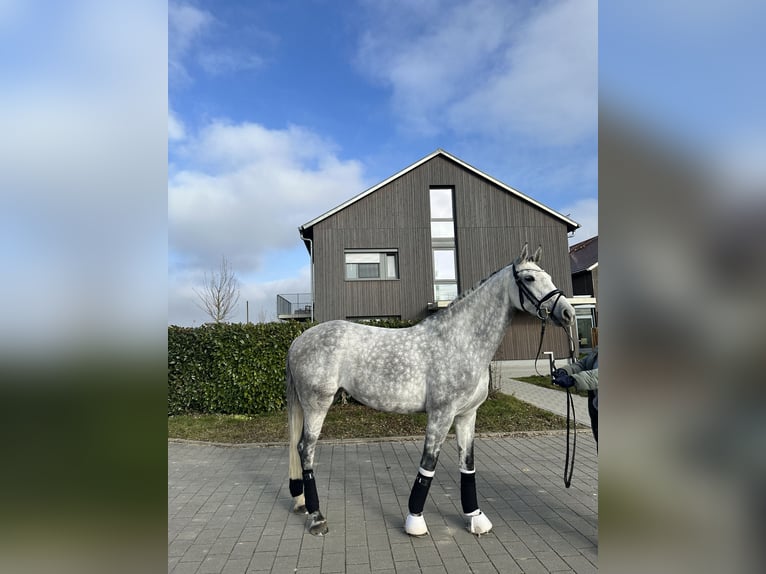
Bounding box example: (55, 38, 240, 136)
(276, 293, 313, 320)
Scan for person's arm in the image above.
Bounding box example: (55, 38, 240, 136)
(553, 351, 598, 390)
(570, 368, 598, 391)
(559, 363, 582, 376)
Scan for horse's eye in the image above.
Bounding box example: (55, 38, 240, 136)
(524, 276, 535, 283)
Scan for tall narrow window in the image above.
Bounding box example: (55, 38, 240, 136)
(430, 188, 455, 239)
(429, 188, 458, 301)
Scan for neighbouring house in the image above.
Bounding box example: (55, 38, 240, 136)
(281, 149, 581, 361)
(568, 235, 598, 350)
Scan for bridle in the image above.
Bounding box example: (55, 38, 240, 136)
(511, 262, 572, 373)
(512, 264, 565, 321)
(512, 262, 578, 488)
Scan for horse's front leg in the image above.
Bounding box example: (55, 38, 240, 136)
(455, 410, 493, 535)
(405, 411, 452, 536)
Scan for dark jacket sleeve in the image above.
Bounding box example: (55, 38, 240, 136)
(560, 349, 598, 391)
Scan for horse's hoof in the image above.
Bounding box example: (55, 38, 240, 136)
(466, 510, 493, 535)
(308, 512, 329, 536)
(405, 513, 429, 536)
(293, 504, 308, 515)
(309, 521, 329, 536)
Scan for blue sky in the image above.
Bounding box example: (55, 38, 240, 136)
(169, 0, 598, 325)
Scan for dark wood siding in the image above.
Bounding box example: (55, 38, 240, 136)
(310, 154, 574, 359)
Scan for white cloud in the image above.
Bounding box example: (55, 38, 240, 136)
(168, 108, 185, 141)
(169, 2, 211, 57)
(169, 120, 368, 274)
(169, 262, 312, 326)
(357, 0, 519, 135)
(356, 0, 596, 145)
(169, 1, 274, 85)
(169, 1, 212, 84)
(450, 0, 597, 145)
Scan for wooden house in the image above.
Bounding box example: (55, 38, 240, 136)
(294, 149, 580, 360)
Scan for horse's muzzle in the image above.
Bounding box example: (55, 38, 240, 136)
(554, 302, 575, 327)
(546, 297, 575, 327)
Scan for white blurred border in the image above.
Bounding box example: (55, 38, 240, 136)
(0, 0, 167, 360)
(601, 2, 766, 573)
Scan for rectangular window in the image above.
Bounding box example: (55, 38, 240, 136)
(433, 249, 456, 281)
(358, 262, 380, 278)
(345, 253, 381, 264)
(434, 283, 458, 301)
(345, 251, 398, 281)
(386, 254, 397, 279)
(576, 316, 594, 348)
(430, 221, 455, 239)
(575, 306, 596, 349)
(429, 188, 453, 219)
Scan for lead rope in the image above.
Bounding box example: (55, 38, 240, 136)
(564, 385, 576, 488)
(562, 326, 577, 488)
(516, 263, 577, 488)
(533, 319, 547, 376)
(533, 319, 577, 488)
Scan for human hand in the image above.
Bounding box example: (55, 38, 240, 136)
(552, 372, 575, 388)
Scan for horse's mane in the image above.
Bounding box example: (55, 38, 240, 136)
(417, 256, 541, 328)
(446, 263, 511, 309)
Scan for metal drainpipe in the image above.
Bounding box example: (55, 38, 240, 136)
(300, 231, 314, 322)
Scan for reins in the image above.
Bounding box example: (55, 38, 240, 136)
(562, 371, 576, 488)
(532, 319, 577, 488)
(559, 325, 577, 488)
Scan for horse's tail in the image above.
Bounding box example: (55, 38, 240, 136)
(286, 355, 305, 509)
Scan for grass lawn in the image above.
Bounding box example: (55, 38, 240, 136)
(168, 392, 567, 444)
(515, 375, 590, 398)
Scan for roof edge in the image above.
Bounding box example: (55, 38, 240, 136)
(299, 149, 442, 232)
(299, 149, 580, 232)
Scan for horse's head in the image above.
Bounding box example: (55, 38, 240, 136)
(511, 243, 575, 327)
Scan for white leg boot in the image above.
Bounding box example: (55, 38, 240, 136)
(466, 509, 493, 534)
(405, 513, 429, 536)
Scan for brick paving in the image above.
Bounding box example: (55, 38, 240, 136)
(169, 421, 597, 573)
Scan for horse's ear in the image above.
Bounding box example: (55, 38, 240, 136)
(530, 245, 542, 263)
(516, 242, 529, 263)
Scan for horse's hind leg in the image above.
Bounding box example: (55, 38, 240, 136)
(455, 410, 493, 535)
(405, 411, 453, 536)
(299, 401, 333, 536)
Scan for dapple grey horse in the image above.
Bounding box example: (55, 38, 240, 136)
(286, 243, 575, 536)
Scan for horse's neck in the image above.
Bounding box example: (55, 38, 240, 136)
(444, 266, 515, 356)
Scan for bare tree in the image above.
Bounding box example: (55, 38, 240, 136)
(194, 256, 241, 323)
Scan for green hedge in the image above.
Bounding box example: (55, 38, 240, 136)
(168, 319, 417, 415)
(168, 322, 312, 415)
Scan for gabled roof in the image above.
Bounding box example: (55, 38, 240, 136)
(299, 149, 580, 234)
(569, 235, 598, 274)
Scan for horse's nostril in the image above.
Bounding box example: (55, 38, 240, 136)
(563, 308, 574, 324)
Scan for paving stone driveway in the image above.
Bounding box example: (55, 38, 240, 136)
(169, 432, 597, 573)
